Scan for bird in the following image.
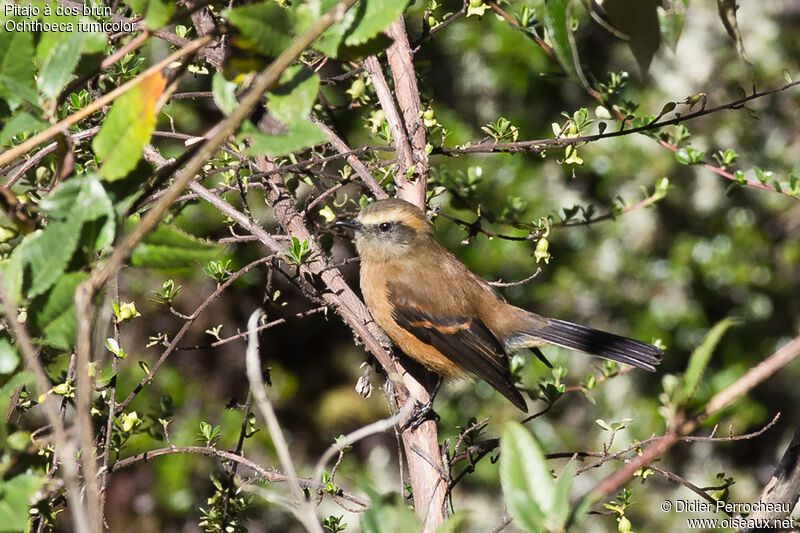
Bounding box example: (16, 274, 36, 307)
(336, 198, 662, 412)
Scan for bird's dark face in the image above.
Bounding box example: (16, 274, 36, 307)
(338, 199, 432, 262)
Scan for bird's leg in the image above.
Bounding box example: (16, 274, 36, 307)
(401, 377, 442, 431)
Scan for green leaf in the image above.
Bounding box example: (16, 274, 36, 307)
(0, 245, 24, 312)
(359, 485, 420, 533)
(35, 9, 106, 60)
(37, 32, 84, 100)
(551, 459, 577, 527)
(0, 473, 48, 531)
(500, 421, 553, 533)
(129, 221, 225, 269)
(246, 66, 326, 156)
(0, 338, 20, 374)
(212, 72, 238, 116)
(658, 0, 687, 51)
(40, 174, 116, 250)
(344, 0, 412, 46)
(678, 317, 741, 405)
(21, 222, 81, 299)
(269, 66, 320, 124)
(717, 0, 750, 63)
(247, 119, 326, 157)
(144, 0, 175, 30)
(0, 25, 38, 108)
(226, 2, 294, 57)
(542, 0, 588, 89)
(434, 514, 469, 533)
(93, 72, 166, 181)
(0, 371, 34, 441)
(127, 0, 176, 29)
(604, 0, 661, 74)
(29, 272, 88, 350)
(0, 113, 48, 149)
(293, 0, 357, 57)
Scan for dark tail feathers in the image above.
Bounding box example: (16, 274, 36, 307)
(531, 318, 662, 371)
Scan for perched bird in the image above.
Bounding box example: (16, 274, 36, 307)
(337, 198, 662, 412)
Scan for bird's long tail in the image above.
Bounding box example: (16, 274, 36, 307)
(510, 316, 662, 371)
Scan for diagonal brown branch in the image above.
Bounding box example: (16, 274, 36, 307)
(589, 335, 800, 502)
(69, 2, 362, 531)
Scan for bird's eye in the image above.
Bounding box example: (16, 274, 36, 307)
(379, 222, 392, 232)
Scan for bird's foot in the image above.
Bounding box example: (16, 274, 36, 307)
(401, 400, 440, 431)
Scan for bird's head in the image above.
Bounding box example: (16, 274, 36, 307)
(336, 199, 433, 261)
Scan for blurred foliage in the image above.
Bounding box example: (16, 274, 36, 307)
(0, 0, 799, 532)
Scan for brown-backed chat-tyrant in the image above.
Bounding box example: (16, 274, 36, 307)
(337, 198, 662, 412)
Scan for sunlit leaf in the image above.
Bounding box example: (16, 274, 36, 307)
(29, 272, 88, 350)
(0, 474, 47, 530)
(500, 421, 553, 533)
(93, 72, 167, 181)
(542, 0, 588, 88)
(0, 25, 38, 107)
(679, 317, 741, 405)
(717, 0, 750, 63)
(226, 2, 293, 57)
(127, 0, 175, 30)
(129, 221, 225, 269)
(0, 112, 48, 149)
(344, 0, 412, 46)
(22, 222, 81, 299)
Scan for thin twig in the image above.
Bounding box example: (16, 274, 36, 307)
(436, 79, 800, 156)
(108, 445, 369, 508)
(0, 272, 91, 533)
(589, 335, 800, 501)
(245, 309, 324, 532)
(313, 398, 415, 484)
(0, 36, 213, 168)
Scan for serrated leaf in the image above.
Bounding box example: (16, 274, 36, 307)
(0, 245, 23, 312)
(604, 0, 661, 74)
(93, 72, 167, 181)
(268, 66, 320, 124)
(40, 174, 116, 252)
(212, 72, 238, 116)
(344, 0, 412, 46)
(22, 222, 81, 299)
(38, 31, 84, 99)
(500, 421, 553, 533)
(0, 370, 33, 440)
(678, 317, 740, 405)
(0, 112, 48, 148)
(0, 25, 38, 108)
(29, 272, 88, 350)
(0, 338, 20, 374)
(717, 0, 750, 63)
(245, 67, 326, 156)
(359, 484, 421, 533)
(247, 119, 326, 157)
(294, 0, 357, 57)
(658, 0, 686, 51)
(0, 473, 48, 531)
(129, 222, 225, 269)
(542, 0, 588, 89)
(127, 0, 176, 29)
(226, 2, 294, 57)
(35, 9, 106, 60)
(434, 514, 469, 533)
(551, 459, 577, 527)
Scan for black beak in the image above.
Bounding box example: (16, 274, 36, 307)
(334, 219, 362, 231)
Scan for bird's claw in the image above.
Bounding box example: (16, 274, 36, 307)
(401, 400, 439, 431)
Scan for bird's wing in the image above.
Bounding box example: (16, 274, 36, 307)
(387, 282, 527, 411)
